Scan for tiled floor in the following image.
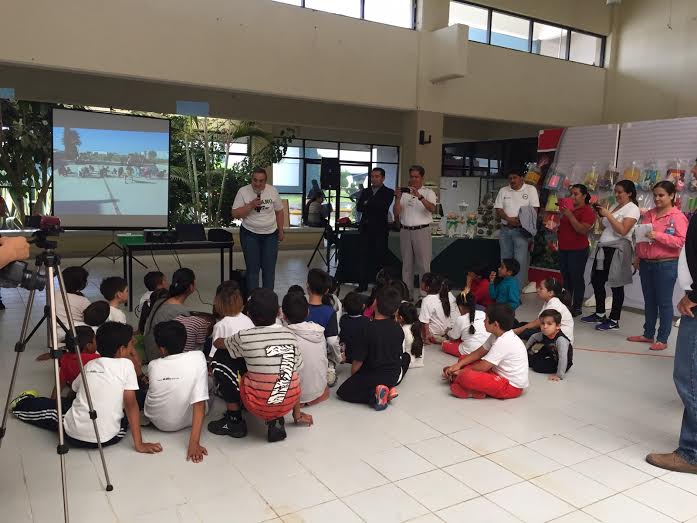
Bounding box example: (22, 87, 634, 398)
(0, 249, 694, 522)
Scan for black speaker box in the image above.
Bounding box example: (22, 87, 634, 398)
(208, 228, 233, 242)
(320, 157, 341, 190)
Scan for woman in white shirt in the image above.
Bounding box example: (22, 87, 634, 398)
(582, 180, 640, 331)
(443, 292, 490, 356)
(513, 278, 574, 343)
(232, 168, 284, 292)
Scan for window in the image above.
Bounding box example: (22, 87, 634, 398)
(448, 1, 605, 67)
(340, 143, 371, 162)
(532, 22, 568, 59)
(570, 31, 603, 66)
(490, 11, 530, 52)
(305, 0, 361, 18)
(364, 0, 414, 29)
(304, 140, 338, 160)
(273, 0, 415, 29)
(449, 2, 488, 44)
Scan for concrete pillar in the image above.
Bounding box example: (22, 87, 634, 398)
(416, 0, 450, 31)
(400, 110, 444, 190)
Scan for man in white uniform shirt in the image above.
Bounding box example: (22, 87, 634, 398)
(494, 171, 540, 288)
(394, 165, 437, 300)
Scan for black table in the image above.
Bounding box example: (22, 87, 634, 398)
(120, 241, 234, 311)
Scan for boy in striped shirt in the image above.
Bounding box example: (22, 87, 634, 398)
(209, 288, 313, 442)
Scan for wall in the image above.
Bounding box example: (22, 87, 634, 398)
(604, 0, 697, 123)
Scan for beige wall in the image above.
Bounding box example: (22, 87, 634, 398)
(604, 0, 697, 123)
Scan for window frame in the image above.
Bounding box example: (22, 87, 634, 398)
(449, 0, 606, 68)
(274, 0, 416, 29)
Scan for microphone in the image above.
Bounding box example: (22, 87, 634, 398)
(255, 192, 262, 212)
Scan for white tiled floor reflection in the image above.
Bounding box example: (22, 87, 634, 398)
(0, 250, 692, 522)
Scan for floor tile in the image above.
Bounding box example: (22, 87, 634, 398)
(624, 478, 697, 521)
(486, 482, 575, 523)
(407, 436, 478, 468)
(526, 436, 600, 466)
(531, 468, 615, 508)
(449, 425, 517, 456)
(396, 469, 478, 511)
(403, 515, 444, 523)
(190, 485, 277, 523)
(583, 494, 675, 523)
(254, 470, 336, 517)
(572, 456, 652, 491)
(281, 500, 361, 523)
(607, 444, 671, 477)
(549, 511, 599, 523)
(444, 457, 522, 495)
(302, 456, 389, 497)
(437, 496, 521, 523)
(662, 470, 697, 496)
(562, 425, 633, 454)
(344, 484, 430, 523)
(488, 445, 563, 480)
(362, 446, 436, 481)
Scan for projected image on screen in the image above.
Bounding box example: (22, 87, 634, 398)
(52, 109, 170, 228)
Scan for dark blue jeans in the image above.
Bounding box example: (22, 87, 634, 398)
(674, 313, 697, 464)
(639, 259, 677, 343)
(239, 226, 279, 292)
(559, 248, 589, 310)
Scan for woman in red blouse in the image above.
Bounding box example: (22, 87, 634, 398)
(558, 184, 597, 317)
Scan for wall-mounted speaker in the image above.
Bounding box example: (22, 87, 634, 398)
(320, 157, 340, 190)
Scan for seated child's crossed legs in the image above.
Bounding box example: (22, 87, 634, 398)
(449, 364, 522, 400)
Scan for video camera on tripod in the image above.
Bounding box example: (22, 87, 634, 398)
(0, 216, 63, 291)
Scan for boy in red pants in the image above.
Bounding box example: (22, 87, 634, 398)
(443, 303, 528, 399)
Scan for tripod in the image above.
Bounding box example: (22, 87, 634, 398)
(81, 230, 147, 269)
(0, 241, 113, 523)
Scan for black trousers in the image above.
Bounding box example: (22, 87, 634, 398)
(12, 396, 127, 448)
(559, 248, 589, 310)
(336, 353, 410, 405)
(359, 229, 388, 288)
(211, 349, 247, 404)
(591, 247, 624, 321)
(528, 346, 573, 375)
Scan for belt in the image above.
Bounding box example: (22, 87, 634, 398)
(642, 257, 679, 264)
(502, 224, 521, 229)
(400, 224, 430, 231)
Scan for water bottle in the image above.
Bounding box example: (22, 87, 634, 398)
(666, 219, 675, 235)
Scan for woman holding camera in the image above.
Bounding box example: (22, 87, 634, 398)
(582, 180, 640, 331)
(558, 184, 596, 317)
(628, 181, 687, 351)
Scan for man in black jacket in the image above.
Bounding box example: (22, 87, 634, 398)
(356, 168, 394, 292)
(647, 213, 697, 474)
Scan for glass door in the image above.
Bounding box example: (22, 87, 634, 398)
(304, 161, 371, 226)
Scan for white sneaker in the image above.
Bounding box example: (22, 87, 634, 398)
(675, 317, 681, 328)
(522, 282, 537, 294)
(327, 364, 337, 388)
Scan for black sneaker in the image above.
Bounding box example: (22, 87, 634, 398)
(581, 313, 606, 324)
(207, 412, 247, 438)
(267, 417, 287, 443)
(571, 307, 583, 318)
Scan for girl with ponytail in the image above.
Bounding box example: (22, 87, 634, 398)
(397, 302, 424, 368)
(442, 292, 490, 357)
(513, 278, 575, 343)
(419, 272, 459, 344)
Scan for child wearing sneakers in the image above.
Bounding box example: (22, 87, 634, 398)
(100, 276, 129, 324)
(144, 321, 209, 463)
(336, 287, 411, 410)
(443, 303, 529, 400)
(208, 288, 313, 443)
(282, 292, 330, 406)
(339, 291, 369, 363)
(526, 309, 573, 381)
(489, 259, 521, 310)
(12, 322, 162, 453)
(306, 268, 341, 386)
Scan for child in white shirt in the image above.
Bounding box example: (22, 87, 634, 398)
(55, 266, 91, 327)
(397, 302, 424, 368)
(100, 276, 129, 324)
(443, 292, 490, 357)
(211, 281, 254, 357)
(513, 278, 574, 343)
(443, 303, 529, 400)
(138, 271, 168, 314)
(419, 273, 458, 344)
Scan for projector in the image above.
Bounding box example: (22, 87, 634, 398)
(144, 229, 177, 243)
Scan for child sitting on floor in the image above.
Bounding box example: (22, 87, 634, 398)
(419, 272, 458, 344)
(526, 309, 573, 381)
(83, 301, 111, 333)
(144, 321, 209, 463)
(139, 271, 168, 313)
(12, 322, 162, 453)
(100, 276, 129, 324)
(211, 281, 254, 357)
(54, 326, 100, 398)
(465, 265, 493, 308)
(442, 292, 490, 357)
(336, 287, 411, 410)
(55, 266, 91, 327)
(306, 268, 341, 387)
(489, 259, 521, 310)
(209, 288, 313, 443)
(513, 278, 574, 342)
(339, 291, 369, 363)
(283, 292, 330, 407)
(397, 302, 424, 368)
(443, 303, 529, 400)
